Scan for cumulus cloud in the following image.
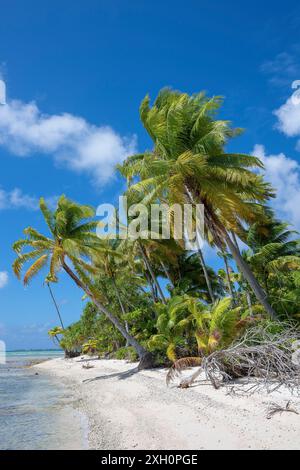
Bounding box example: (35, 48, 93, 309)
(274, 96, 300, 137)
(0, 271, 8, 289)
(0, 92, 137, 184)
(0, 187, 38, 210)
(253, 144, 300, 229)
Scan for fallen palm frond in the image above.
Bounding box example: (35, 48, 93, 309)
(166, 357, 202, 386)
(266, 401, 299, 419)
(167, 324, 300, 393)
(82, 362, 94, 369)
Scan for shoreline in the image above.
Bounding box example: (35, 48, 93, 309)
(34, 356, 300, 450)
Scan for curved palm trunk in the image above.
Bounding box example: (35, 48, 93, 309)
(246, 291, 253, 317)
(160, 261, 174, 288)
(111, 277, 130, 346)
(185, 186, 215, 303)
(111, 277, 126, 316)
(145, 271, 158, 303)
(47, 282, 65, 329)
(224, 232, 277, 319)
(62, 261, 153, 369)
(138, 240, 167, 304)
(196, 247, 215, 303)
(223, 254, 235, 300)
(231, 231, 241, 253)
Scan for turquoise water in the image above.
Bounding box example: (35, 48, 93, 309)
(0, 351, 88, 450)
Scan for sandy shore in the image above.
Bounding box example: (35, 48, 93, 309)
(34, 357, 300, 450)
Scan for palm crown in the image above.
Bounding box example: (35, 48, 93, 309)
(13, 195, 98, 285)
(119, 89, 273, 244)
(12, 195, 152, 365)
(119, 88, 277, 318)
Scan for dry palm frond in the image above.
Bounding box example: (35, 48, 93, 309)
(166, 356, 202, 386)
(200, 326, 300, 393)
(82, 362, 94, 369)
(167, 325, 300, 393)
(266, 401, 299, 419)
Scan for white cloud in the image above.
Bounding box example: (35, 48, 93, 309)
(261, 52, 300, 87)
(253, 144, 300, 229)
(274, 96, 300, 137)
(0, 271, 8, 289)
(0, 91, 137, 184)
(0, 187, 57, 211)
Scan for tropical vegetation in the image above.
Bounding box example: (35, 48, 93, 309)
(12, 88, 300, 370)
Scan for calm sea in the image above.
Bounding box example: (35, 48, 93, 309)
(0, 351, 88, 450)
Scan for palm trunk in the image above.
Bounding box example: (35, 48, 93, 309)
(246, 291, 253, 317)
(224, 232, 277, 319)
(47, 282, 65, 329)
(196, 247, 215, 303)
(144, 270, 158, 303)
(138, 241, 167, 304)
(184, 185, 215, 303)
(62, 261, 153, 369)
(111, 277, 130, 346)
(231, 231, 241, 253)
(160, 261, 174, 287)
(223, 254, 235, 300)
(111, 277, 126, 316)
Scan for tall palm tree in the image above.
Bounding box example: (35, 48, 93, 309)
(12, 195, 153, 369)
(119, 89, 276, 318)
(48, 326, 64, 345)
(244, 217, 300, 295)
(217, 251, 235, 299)
(47, 282, 65, 329)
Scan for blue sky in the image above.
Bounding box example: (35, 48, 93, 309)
(1, 0, 300, 349)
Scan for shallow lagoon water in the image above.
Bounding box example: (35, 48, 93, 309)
(0, 351, 88, 450)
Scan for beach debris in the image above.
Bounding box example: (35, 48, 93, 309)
(82, 362, 94, 369)
(166, 357, 202, 387)
(266, 401, 299, 419)
(167, 325, 300, 394)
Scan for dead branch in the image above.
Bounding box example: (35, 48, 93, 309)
(266, 401, 299, 419)
(167, 324, 300, 394)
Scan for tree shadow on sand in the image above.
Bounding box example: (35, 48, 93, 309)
(82, 366, 139, 383)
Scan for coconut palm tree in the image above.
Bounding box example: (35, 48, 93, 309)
(47, 282, 65, 329)
(12, 195, 153, 369)
(243, 217, 300, 315)
(48, 326, 64, 345)
(217, 251, 235, 299)
(119, 89, 276, 318)
(149, 295, 246, 362)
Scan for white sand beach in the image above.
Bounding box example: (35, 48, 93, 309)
(34, 357, 300, 450)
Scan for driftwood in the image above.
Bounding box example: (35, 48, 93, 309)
(266, 401, 299, 419)
(167, 325, 300, 394)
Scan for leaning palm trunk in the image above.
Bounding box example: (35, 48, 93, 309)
(194, 194, 277, 318)
(196, 247, 215, 303)
(47, 282, 65, 329)
(111, 277, 130, 346)
(111, 277, 127, 316)
(223, 232, 277, 319)
(62, 261, 153, 369)
(144, 270, 158, 303)
(223, 254, 235, 300)
(246, 291, 253, 317)
(138, 240, 167, 304)
(185, 186, 215, 303)
(160, 261, 174, 288)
